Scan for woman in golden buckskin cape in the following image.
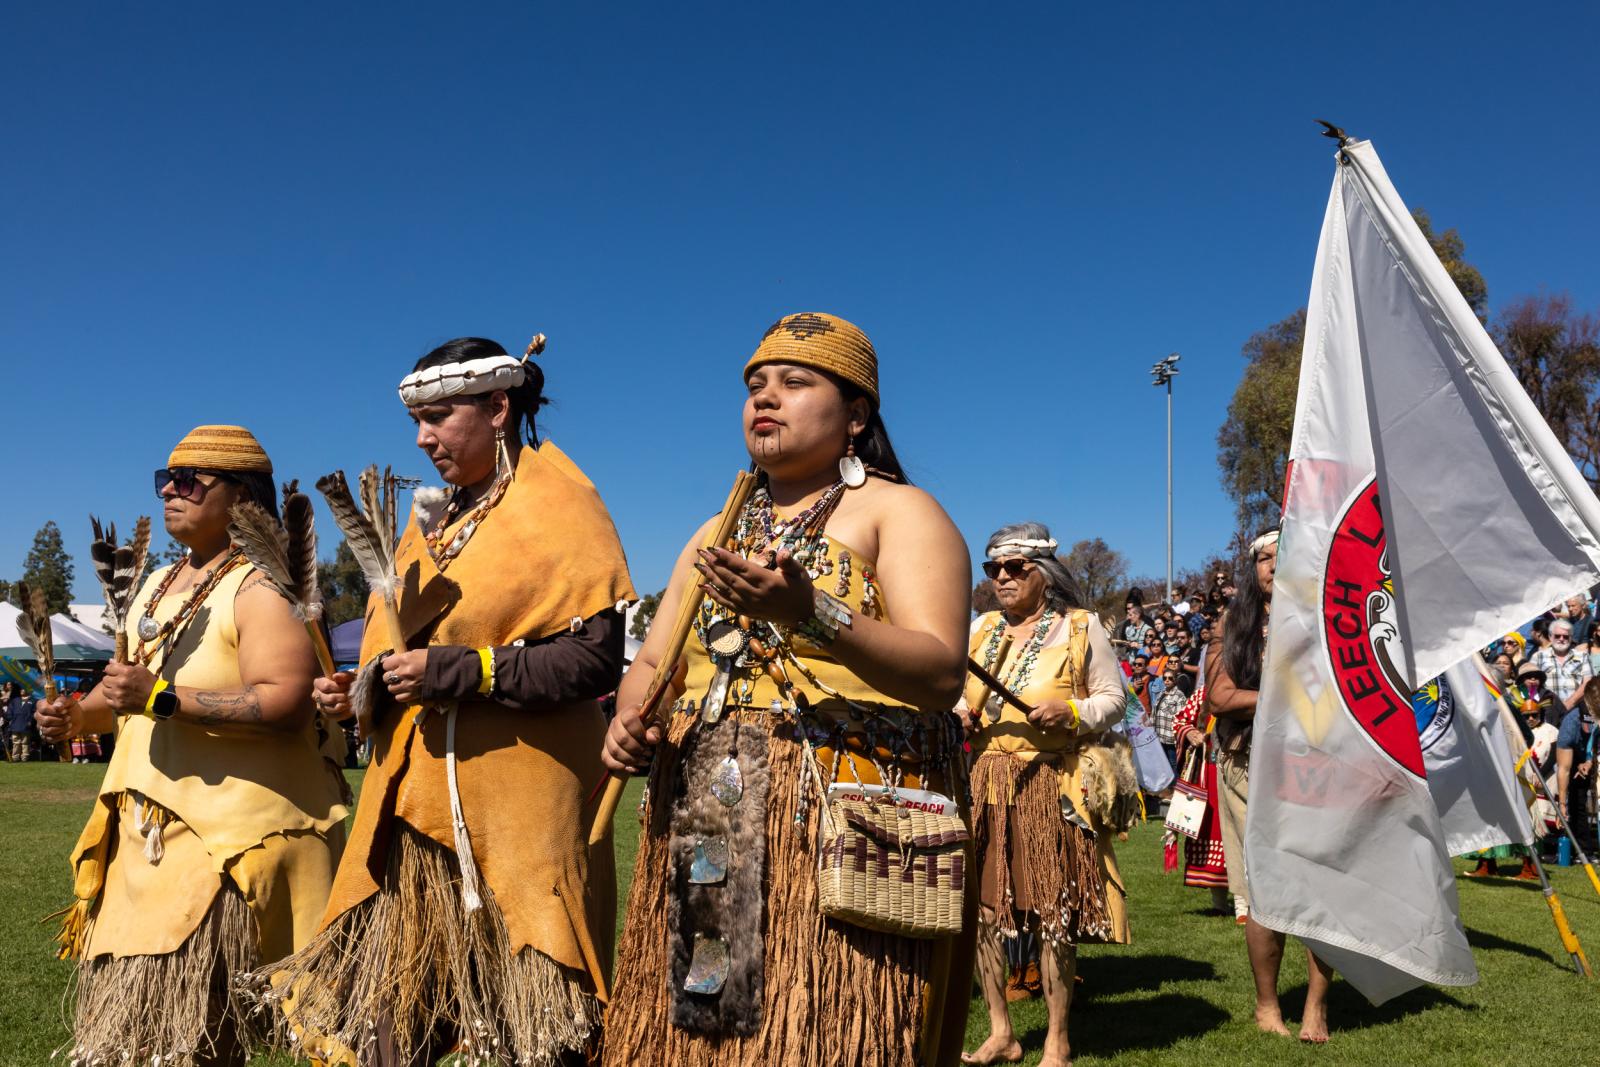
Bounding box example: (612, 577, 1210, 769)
(602, 313, 975, 1066)
(256, 337, 635, 1065)
(959, 523, 1132, 1067)
(35, 425, 350, 1066)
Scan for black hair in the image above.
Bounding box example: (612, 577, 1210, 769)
(1222, 530, 1275, 691)
(231, 471, 279, 520)
(833, 378, 911, 486)
(412, 337, 548, 447)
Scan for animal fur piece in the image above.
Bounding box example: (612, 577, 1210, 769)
(667, 718, 770, 1036)
(412, 485, 451, 536)
(15, 581, 55, 679)
(316, 467, 398, 598)
(1081, 730, 1141, 833)
(227, 496, 323, 623)
(88, 515, 151, 637)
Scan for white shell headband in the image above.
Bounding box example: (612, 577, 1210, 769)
(398, 334, 547, 407)
(1250, 529, 1281, 555)
(398, 355, 526, 406)
(988, 537, 1058, 560)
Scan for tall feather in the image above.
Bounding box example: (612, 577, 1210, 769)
(15, 581, 55, 681)
(281, 487, 322, 621)
(227, 501, 294, 608)
(317, 467, 397, 597)
(88, 515, 150, 635)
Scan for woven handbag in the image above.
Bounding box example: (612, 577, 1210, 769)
(816, 798, 969, 938)
(1163, 746, 1208, 840)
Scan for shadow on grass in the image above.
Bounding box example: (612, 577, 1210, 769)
(1078, 952, 1219, 998)
(1015, 991, 1229, 1056)
(1275, 981, 1471, 1032)
(1466, 925, 1556, 963)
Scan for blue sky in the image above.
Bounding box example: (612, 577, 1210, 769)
(4, 3, 1598, 603)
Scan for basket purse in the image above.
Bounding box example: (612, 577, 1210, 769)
(816, 797, 969, 938)
(1163, 744, 1209, 840)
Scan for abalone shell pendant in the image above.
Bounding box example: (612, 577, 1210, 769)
(701, 659, 731, 723)
(137, 616, 161, 642)
(688, 835, 729, 884)
(710, 754, 744, 806)
(684, 933, 730, 994)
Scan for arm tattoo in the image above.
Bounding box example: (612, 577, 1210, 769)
(191, 685, 264, 725)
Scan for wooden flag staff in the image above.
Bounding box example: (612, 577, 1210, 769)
(588, 469, 758, 846)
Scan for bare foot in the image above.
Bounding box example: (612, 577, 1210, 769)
(1299, 1002, 1330, 1044)
(1038, 1042, 1073, 1067)
(1254, 1004, 1291, 1036)
(961, 1034, 1023, 1065)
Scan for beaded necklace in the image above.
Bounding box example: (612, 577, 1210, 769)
(979, 606, 1059, 698)
(133, 550, 249, 667)
(423, 469, 512, 573)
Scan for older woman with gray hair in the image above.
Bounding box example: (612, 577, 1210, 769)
(958, 522, 1131, 1067)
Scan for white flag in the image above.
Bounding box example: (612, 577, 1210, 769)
(1422, 658, 1534, 855)
(1245, 139, 1600, 1004)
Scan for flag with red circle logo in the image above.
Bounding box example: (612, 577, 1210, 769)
(1244, 139, 1600, 1004)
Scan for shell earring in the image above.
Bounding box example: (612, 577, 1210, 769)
(495, 427, 512, 477)
(839, 436, 867, 489)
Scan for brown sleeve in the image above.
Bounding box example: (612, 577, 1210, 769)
(423, 608, 626, 710)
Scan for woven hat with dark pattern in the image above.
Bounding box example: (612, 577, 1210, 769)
(743, 312, 879, 407)
(167, 425, 273, 473)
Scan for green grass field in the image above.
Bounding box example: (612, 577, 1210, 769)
(3, 762, 1597, 1066)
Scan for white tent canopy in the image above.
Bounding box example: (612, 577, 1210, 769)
(0, 601, 115, 661)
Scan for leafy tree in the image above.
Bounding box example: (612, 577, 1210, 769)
(1495, 293, 1600, 488)
(0, 579, 10, 605)
(318, 540, 371, 626)
(630, 590, 664, 641)
(1060, 538, 1130, 617)
(1217, 209, 1485, 535)
(1216, 309, 1306, 537)
(21, 521, 74, 614)
(971, 579, 999, 614)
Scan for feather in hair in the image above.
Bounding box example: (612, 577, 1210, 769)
(15, 581, 55, 679)
(317, 468, 398, 597)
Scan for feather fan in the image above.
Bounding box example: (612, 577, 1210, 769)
(229, 494, 337, 676)
(15, 581, 57, 698)
(89, 515, 150, 663)
(318, 467, 398, 598)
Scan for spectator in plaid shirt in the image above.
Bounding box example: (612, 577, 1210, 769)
(1532, 617, 1591, 725)
(1152, 667, 1186, 773)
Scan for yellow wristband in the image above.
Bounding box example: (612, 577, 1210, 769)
(144, 679, 169, 719)
(476, 647, 495, 696)
(1066, 699, 1080, 731)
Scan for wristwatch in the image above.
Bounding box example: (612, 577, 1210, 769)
(147, 682, 179, 721)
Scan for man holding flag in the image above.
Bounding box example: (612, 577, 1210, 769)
(1244, 131, 1600, 1014)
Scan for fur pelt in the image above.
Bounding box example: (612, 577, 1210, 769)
(1080, 729, 1141, 833)
(667, 718, 771, 1035)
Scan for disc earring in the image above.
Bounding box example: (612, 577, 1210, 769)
(839, 437, 867, 489)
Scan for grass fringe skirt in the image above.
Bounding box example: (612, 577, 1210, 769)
(66, 883, 261, 1066)
(248, 823, 598, 1066)
(970, 751, 1111, 945)
(607, 710, 961, 1067)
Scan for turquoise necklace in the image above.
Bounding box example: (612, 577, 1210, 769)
(980, 606, 1058, 698)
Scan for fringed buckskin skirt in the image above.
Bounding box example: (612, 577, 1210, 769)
(969, 751, 1129, 946)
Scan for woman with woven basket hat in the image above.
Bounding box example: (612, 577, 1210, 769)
(602, 312, 976, 1066)
(959, 523, 1132, 1067)
(252, 336, 635, 1065)
(34, 425, 351, 1065)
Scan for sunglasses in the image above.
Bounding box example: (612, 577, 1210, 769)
(982, 559, 1036, 580)
(154, 467, 234, 502)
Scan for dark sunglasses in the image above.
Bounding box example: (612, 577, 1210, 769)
(982, 559, 1036, 580)
(154, 466, 234, 502)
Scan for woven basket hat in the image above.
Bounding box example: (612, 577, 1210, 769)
(743, 312, 879, 407)
(167, 424, 273, 473)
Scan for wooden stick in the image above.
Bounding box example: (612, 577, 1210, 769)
(587, 470, 758, 845)
(967, 649, 1032, 715)
(306, 621, 337, 678)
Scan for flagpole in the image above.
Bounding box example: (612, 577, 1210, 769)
(1151, 354, 1179, 602)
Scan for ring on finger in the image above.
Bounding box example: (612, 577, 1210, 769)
(384, 672, 401, 684)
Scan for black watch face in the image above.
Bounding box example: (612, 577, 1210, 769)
(152, 689, 179, 720)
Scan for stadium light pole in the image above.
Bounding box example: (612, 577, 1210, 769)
(1151, 354, 1180, 603)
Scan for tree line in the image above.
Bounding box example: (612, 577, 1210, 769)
(1217, 209, 1599, 538)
